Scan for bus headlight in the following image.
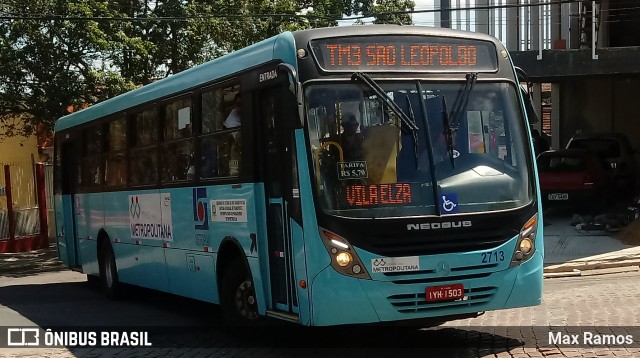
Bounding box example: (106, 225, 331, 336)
(319, 228, 371, 279)
(336, 252, 352, 267)
(510, 214, 538, 267)
(519, 238, 533, 254)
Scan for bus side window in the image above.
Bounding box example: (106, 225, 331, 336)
(202, 88, 225, 133)
(105, 116, 128, 187)
(161, 97, 195, 182)
(200, 83, 241, 179)
(82, 124, 104, 188)
(130, 109, 158, 186)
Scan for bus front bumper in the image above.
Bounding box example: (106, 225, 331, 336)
(310, 251, 543, 326)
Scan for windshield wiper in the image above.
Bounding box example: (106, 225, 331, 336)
(449, 73, 477, 130)
(439, 73, 476, 167)
(351, 72, 418, 132)
(441, 96, 456, 168)
(405, 95, 420, 165)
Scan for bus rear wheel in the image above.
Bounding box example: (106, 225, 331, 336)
(221, 257, 260, 325)
(99, 241, 121, 299)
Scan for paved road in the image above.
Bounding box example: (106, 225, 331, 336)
(1, 270, 640, 357)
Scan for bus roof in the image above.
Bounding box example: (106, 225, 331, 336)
(54, 31, 297, 132)
(291, 24, 503, 44)
(54, 25, 505, 132)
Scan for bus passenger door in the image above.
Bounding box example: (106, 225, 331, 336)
(57, 141, 80, 268)
(257, 83, 301, 317)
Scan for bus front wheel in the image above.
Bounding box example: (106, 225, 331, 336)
(99, 241, 121, 299)
(221, 257, 260, 325)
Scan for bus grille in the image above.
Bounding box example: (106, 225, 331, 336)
(382, 263, 498, 284)
(368, 235, 510, 256)
(387, 286, 497, 313)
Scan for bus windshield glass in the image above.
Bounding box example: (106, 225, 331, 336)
(306, 81, 533, 218)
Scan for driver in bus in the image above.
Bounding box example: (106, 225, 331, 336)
(342, 114, 364, 161)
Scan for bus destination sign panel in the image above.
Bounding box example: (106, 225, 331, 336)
(346, 183, 412, 207)
(310, 35, 498, 73)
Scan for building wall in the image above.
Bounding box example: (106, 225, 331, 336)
(608, 0, 640, 47)
(559, 78, 640, 151)
(0, 135, 40, 210)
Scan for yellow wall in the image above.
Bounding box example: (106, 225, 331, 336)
(0, 135, 40, 162)
(0, 135, 40, 210)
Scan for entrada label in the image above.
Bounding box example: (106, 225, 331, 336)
(259, 69, 278, 83)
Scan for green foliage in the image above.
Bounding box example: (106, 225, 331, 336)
(372, 0, 415, 25)
(0, 0, 134, 134)
(0, 0, 414, 137)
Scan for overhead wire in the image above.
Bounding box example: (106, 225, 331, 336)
(0, 0, 594, 22)
(0, 0, 639, 25)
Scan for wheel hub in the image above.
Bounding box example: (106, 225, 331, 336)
(105, 258, 113, 287)
(235, 280, 259, 320)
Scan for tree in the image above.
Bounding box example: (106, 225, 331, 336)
(0, 0, 416, 137)
(0, 0, 135, 136)
(372, 0, 415, 25)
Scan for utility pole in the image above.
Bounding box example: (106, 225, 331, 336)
(440, 0, 451, 28)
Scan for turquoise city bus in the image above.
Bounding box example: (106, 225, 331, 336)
(54, 25, 543, 326)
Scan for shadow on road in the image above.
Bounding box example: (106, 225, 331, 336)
(0, 279, 523, 356)
(0, 280, 220, 326)
(0, 244, 65, 278)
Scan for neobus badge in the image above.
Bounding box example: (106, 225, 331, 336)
(407, 221, 472, 231)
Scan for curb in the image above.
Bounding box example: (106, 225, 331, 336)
(544, 266, 639, 278)
(543, 260, 640, 278)
(0, 261, 65, 276)
(543, 270, 582, 278)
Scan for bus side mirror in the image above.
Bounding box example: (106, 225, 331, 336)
(277, 63, 303, 129)
(280, 89, 301, 129)
(515, 67, 539, 124)
(514, 66, 528, 84)
(520, 85, 539, 124)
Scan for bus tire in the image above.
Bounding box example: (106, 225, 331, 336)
(99, 241, 121, 299)
(221, 257, 260, 325)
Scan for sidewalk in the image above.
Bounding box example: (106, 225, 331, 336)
(542, 214, 640, 277)
(0, 243, 65, 278)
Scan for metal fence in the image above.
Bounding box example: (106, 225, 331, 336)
(0, 210, 8, 240)
(44, 163, 55, 239)
(15, 207, 41, 238)
(0, 164, 8, 240)
(0, 161, 41, 242)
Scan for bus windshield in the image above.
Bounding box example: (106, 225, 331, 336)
(306, 81, 533, 218)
